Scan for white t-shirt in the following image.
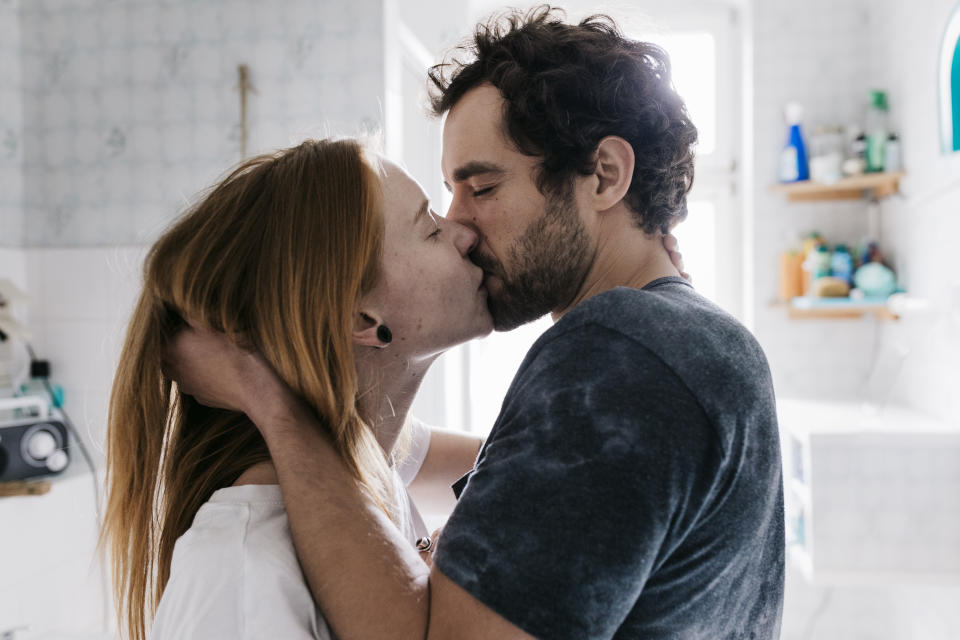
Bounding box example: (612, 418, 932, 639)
(150, 418, 432, 640)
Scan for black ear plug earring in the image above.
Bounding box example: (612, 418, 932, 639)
(377, 325, 392, 344)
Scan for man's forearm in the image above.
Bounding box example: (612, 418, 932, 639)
(247, 393, 430, 640)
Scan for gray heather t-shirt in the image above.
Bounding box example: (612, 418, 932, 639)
(436, 278, 784, 639)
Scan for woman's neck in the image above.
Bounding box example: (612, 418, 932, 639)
(355, 348, 436, 456)
(233, 347, 435, 488)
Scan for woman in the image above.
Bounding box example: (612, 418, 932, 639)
(101, 138, 493, 640)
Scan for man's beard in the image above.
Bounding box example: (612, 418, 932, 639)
(471, 185, 592, 332)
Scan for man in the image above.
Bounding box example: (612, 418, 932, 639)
(172, 7, 784, 639)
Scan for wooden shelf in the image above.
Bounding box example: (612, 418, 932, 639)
(772, 298, 899, 321)
(771, 172, 905, 202)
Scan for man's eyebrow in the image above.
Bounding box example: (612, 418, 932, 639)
(451, 161, 505, 183)
(413, 199, 429, 226)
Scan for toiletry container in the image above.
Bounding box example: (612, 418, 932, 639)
(866, 90, 889, 173)
(779, 102, 810, 183)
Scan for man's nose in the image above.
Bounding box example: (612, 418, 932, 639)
(444, 193, 472, 227)
(451, 221, 479, 257)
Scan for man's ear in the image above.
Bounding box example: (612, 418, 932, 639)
(592, 136, 635, 212)
(353, 310, 383, 348)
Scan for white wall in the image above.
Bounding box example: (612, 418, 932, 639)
(19, 0, 384, 247)
(873, 0, 960, 427)
(13, 0, 390, 460)
(755, 1, 960, 638)
(4, 0, 959, 637)
(0, 0, 23, 247)
(751, 0, 881, 402)
(1, 1, 392, 637)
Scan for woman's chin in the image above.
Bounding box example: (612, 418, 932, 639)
(448, 321, 495, 351)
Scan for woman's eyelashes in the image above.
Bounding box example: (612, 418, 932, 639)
(472, 185, 495, 197)
(426, 212, 442, 240)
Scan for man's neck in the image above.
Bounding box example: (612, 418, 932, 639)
(553, 207, 680, 322)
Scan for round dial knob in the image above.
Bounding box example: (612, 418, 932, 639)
(26, 429, 57, 461)
(46, 449, 69, 472)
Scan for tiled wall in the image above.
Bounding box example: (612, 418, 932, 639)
(19, 0, 385, 246)
(11, 0, 391, 450)
(2, 1, 391, 636)
(753, 0, 960, 416)
(24, 247, 147, 468)
(0, 0, 23, 246)
(757, 0, 960, 638)
(4, 0, 959, 637)
(751, 0, 883, 402)
(873, 0, 960, 427)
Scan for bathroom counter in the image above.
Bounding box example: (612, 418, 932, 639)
(777, 398, 960, 586)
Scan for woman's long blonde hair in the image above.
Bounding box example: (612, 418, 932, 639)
(101, 138, 395, 640)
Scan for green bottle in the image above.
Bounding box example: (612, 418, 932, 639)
(865, 90, 889, 173)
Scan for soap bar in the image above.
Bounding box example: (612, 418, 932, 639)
(812, 277, 850, 298)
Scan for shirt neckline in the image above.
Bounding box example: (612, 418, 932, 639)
(641, 275, 693, 291)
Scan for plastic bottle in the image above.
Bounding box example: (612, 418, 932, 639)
(779, 102, 810, 183)
(885, 133, 902, 172)
(831, 244, 854, 285)
(813, 245, 832, 279)
(779, 250, 805, 301)
(799, 232, 823, 295)
(865, 90, 889, 173)
(843, 127, 867, 176)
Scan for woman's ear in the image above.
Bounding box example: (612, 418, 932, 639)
(593, 136, 636, 212)
(353, 310, 384, 348)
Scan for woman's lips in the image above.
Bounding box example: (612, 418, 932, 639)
(477, 271, 489, 290)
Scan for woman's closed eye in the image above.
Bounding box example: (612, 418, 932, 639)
(472, 185, 496, 197)
(426, 213, 443, 240)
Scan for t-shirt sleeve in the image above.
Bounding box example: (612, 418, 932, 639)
(433, 324, 722, 640)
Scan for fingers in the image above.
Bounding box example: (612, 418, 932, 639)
(663, 236, 685, 272)
(671, 251, 686, 274)
(417, 528, 443, 567)
(417, 537, 434, 567)
(661, 233, 692, 283)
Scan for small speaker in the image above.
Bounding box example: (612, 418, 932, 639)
(0, 396, 71, 482)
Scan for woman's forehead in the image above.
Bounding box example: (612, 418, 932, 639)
(379, 160, 429, 223)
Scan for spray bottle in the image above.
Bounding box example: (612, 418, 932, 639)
(779, 102, 809, 183)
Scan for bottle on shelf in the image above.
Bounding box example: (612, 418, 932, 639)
(843, 125, 868, 177)
(885, 133, 902, 173)
(831, 244, 854, 286)
(809, 126, 844, 184)
(779, 250, 805, 301)
(812, 245, 832, 279)
(865, 90, 889, 173)
(798, 232, 823, 295)
(779, 102, 810, 183)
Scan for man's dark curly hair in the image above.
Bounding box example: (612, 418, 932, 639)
(429, 6, 698, 234)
